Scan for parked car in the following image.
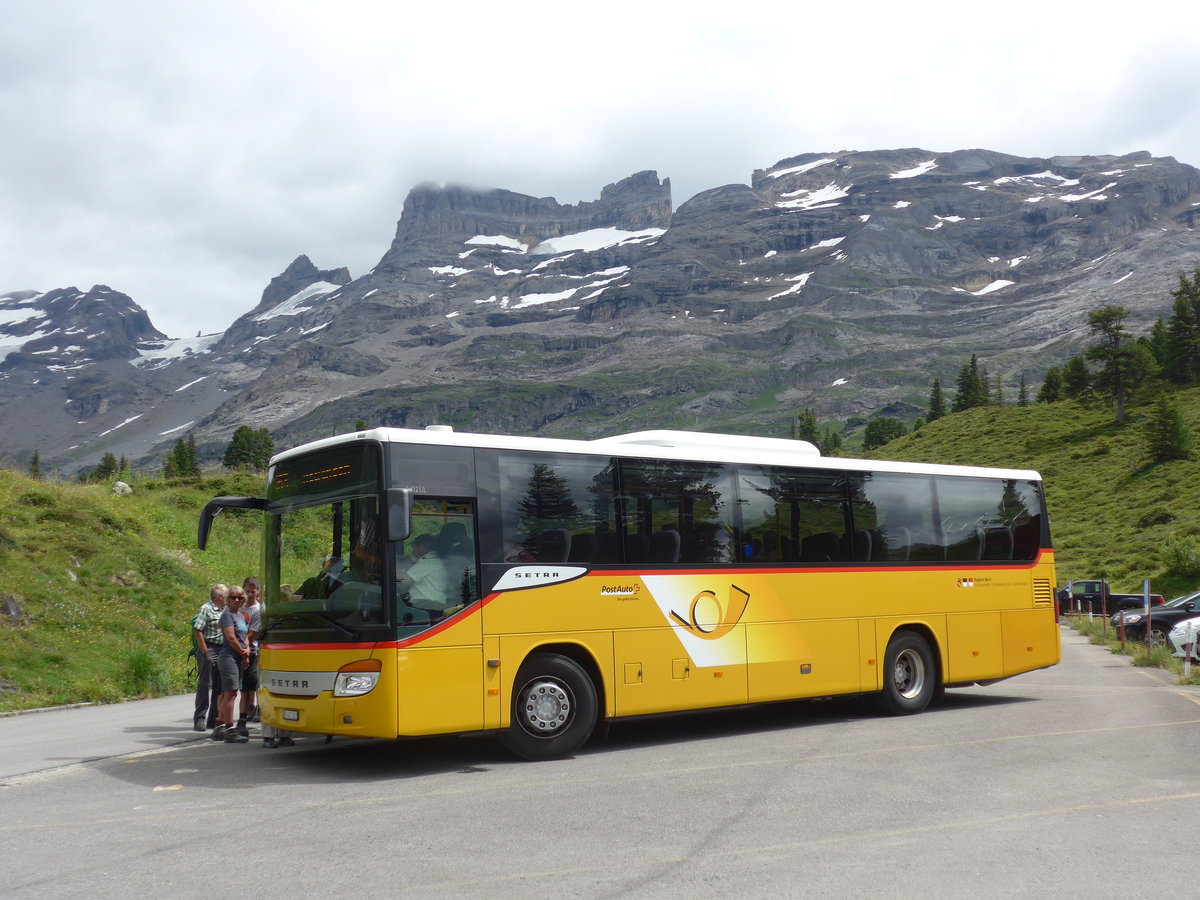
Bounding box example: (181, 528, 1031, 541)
(1059, 579, 1165, 614)
(1167, 616, 1200, 661)
(1115, 591, 1200, 644)
(1111, 590, 1200, 627)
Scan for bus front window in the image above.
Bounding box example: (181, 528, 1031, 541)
(270, 498, 387, 641)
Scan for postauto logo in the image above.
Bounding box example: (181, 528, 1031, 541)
(668, 584, 751, 640)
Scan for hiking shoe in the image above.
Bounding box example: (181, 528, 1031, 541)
(236, 721, 250, 737)
(193, 717, 206, 732)
(224, 730, 249, 743)
(210, 724, 228, 741)
(263, 738, 278, 749)
(277, 735, 295, 747)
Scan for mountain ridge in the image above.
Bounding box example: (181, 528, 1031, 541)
(3, 147, 1199, 473)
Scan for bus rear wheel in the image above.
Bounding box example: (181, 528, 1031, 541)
(873, 631, 937, 716)
(500, 653, 598, 761)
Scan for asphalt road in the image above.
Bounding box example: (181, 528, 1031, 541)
(2, 626, 1198, 899)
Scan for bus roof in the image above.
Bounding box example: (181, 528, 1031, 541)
(272, 426, 1042, 482)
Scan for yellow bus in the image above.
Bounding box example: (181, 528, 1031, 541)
(198, 426, 1059, 759)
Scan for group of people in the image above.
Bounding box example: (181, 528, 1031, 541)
(192, 577, 293, 748)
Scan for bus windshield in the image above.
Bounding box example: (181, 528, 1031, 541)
(265, 443, 390, 643)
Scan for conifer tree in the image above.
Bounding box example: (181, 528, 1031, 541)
(819, 426, 843, 456)
(28, 450, 41, 480)
(1144, 393, 1194, 463)
(1017, 374, 1029, 407)
(992, 373, 1004, 406)
(926, 378, 947, 422)
(223, 425, 256, 469)
(951, 355, 989, 412)
(1062, 356, 1090, 399)
(862, 417, 907, 450)
(1146, 318, 1169, 369)
(1163, 269, 1200, 384)
(96, 452, 119, 480)
(1085, 304, 1157, 424)
(186, 434, 200, 475)
(794, 409, 820, 444)
(251, 428, 275, 469)
(1036, 367, 1063, 403)
(164, 438, 188, 478)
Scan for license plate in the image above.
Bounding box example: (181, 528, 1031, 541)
(282, 709, 299, 722)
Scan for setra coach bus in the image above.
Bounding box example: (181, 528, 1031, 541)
(198, 426, 1059, 759)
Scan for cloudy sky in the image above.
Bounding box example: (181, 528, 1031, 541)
(2, 0, 1197, 338)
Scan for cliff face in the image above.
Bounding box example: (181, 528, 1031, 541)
(3, 149, 1200, 473)
(384, 170, 672, 255)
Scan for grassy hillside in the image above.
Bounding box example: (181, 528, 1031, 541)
(0, 472, 265, 711)
(4, 388, 1200, 711)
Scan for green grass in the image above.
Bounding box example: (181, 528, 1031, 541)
(0, 471, 264, 711)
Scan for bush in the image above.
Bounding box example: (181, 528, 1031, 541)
(1162, 536, 1200, 578)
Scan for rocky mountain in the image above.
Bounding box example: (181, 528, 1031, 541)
(3, 150, 1199, 473)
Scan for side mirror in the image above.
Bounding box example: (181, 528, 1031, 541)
(198, 496, 266, 550)
(385, 488, 413, 543)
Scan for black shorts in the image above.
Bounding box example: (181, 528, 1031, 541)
(241, 651, 259, 691)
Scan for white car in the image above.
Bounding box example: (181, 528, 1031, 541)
(1166, 615, 1200, 661)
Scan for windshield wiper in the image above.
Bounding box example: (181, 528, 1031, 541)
(267, 610, 360, 640)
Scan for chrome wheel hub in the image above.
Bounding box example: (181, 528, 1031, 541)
(519, 679, 572, 735)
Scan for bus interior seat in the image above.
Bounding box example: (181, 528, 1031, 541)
(624, 532, 649, 564)
(537, 529, 572, 562)
(983, 525, 1014, 560)
(944, 526, 983, 561)
(800, 531, 840, 562)
(568, 532, 595, 563)
(650, 527, 681, 563)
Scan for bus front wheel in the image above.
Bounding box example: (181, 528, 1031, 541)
(873, 631, 937, 716)
(500, 653, 598, 761)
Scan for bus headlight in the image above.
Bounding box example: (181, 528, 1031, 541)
(333, 659, 382, 697)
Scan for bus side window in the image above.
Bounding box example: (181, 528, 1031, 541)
(619, 459, 736, 564)
(496, 453, 617, 565)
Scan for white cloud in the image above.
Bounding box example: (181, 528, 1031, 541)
(0, 0, 1196, 337)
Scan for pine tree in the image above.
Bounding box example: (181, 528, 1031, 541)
(951, 355, 989, 412)
(251, 428, 275, 469)
(1036, 367, 1063, 403)
(518, 464, 582, 537)
(96, 452, 119, 480)
(1017, 374, 1029, 407)
(186, 434, 200, 476)
(164, 439, 186, 478)
(28, 450, 41, 480)
(1144, 393, 1194, 463)
(223, 425, 256, 469)
(1085, 304, 1157, 424)
(819, 426, 843, 456)
(926, 378, 947, 422)
(1164, 269, 1200, 384)
(992, 373, 1004, 406)
(862, 417, 907, 450)
(1062, 356, 1091, 399)
(794, 409, 820, 444)
(1146, 318, 1169, 369)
